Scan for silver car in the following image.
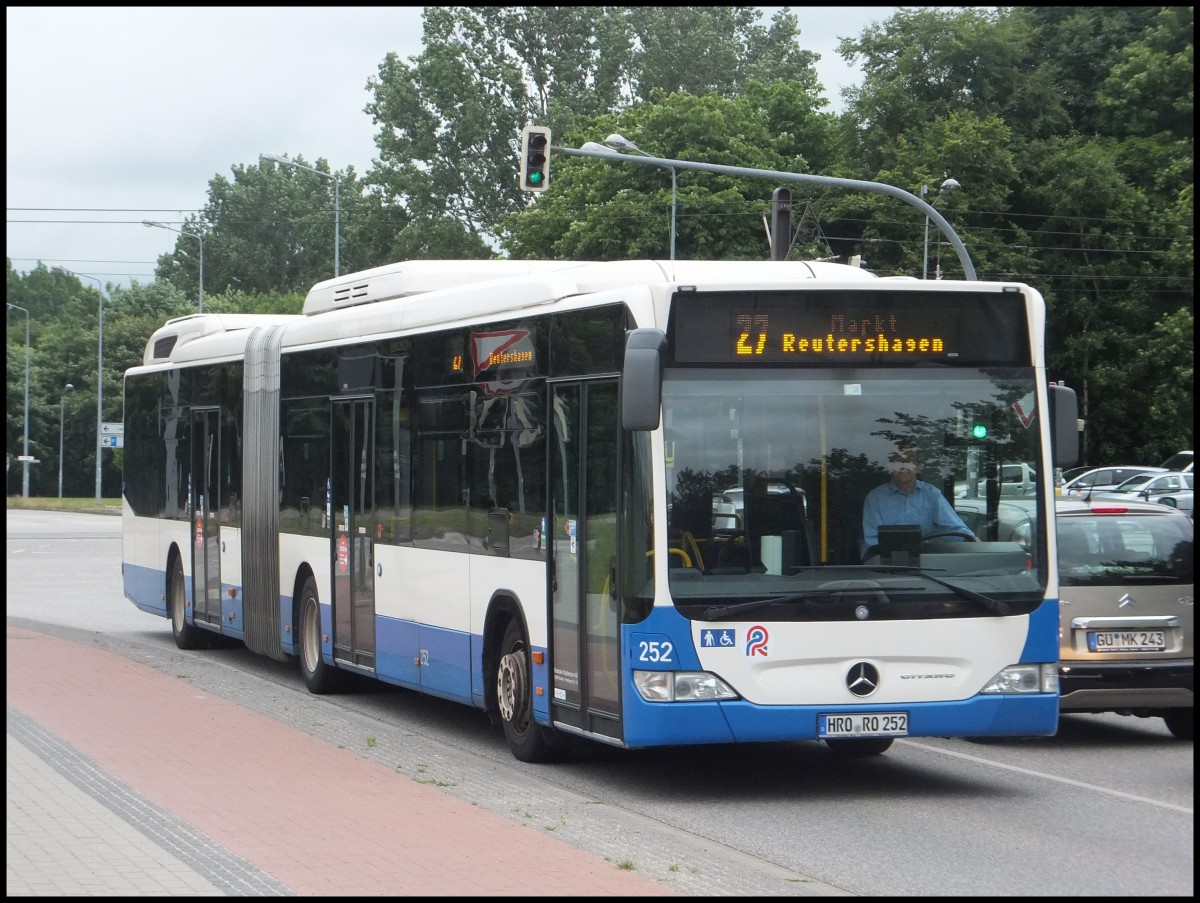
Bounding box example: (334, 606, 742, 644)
(1061, 465, 1166, 497)
(1091, 471, 1194, 517)
(1055, 497, 1194, 739)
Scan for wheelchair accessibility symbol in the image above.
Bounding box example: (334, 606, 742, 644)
(701, 628, 736, 648)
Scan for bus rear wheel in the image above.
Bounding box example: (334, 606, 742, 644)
(298, 576, 342, 694)
(496, 619, 564, 763)
(169, 558, 202, 650)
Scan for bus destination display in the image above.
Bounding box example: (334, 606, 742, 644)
(671, 290, 1030, 365)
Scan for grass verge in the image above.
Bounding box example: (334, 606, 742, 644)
(6, 496, 122, 515)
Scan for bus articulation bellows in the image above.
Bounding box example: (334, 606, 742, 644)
(122, 257, 1079, 761)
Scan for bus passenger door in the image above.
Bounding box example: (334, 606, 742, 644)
(190, 408, 222, 628)
(549, 379, 622, 744)
(331, 397, 377, 671)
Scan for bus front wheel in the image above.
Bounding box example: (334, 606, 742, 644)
(298, 576, 342, 694)
(496, 619, 564, 763)
(169, 558, 202, 650)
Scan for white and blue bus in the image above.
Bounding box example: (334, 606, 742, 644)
(122, 258, 1079, 761)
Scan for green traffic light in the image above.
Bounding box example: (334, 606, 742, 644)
(972, 424, 988, 439)
(528, 171, 543, 185)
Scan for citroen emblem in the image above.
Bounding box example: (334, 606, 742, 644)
(1117, 593, 1135, 609)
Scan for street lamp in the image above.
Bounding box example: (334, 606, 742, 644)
(53, 267, 105, 504)
(601, 133, 677, 261)
(6, 302, 31, 497)
(143, 220, 204, 312)
(261, 152, 340, 276)
(922, 177, 961, 279)
(59, 383, 75, 498)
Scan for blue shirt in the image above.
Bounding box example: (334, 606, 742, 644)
(862, 479, 975, 548)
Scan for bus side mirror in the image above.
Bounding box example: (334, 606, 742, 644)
(1048, 384, 1080, 467)
(621, 328, 666, 431)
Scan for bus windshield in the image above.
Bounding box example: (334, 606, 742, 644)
(662, 367, 1046, 616)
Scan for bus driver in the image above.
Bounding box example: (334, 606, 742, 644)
(862, 446, 978, 556)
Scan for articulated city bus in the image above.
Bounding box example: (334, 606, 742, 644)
(122, 257, 1079, 761)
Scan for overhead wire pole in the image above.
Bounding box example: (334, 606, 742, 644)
(922, 178, 961, 279)
(59, 383, 74, 498)
(143, 220, 205, 311)
(53, 267, 106, 503)
(599, 135, 677, 261)
(261, 153, 340, 277)
(557, 144, 977, 280)
(6, 302, 31, 497)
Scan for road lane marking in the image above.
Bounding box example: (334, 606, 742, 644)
(899, 739, 1192, 815)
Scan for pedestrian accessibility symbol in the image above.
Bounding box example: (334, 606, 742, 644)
(701, 628, 736, 648)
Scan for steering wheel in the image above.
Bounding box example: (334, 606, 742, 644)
(921, 529, 976, 544)
(863, 529, 977, 563)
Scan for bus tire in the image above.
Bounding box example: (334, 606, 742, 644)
(496, 618, 564, 763)
(824, 737, 894, 757)
(298, 576, 342, 694)
(169, 558, 203, 650)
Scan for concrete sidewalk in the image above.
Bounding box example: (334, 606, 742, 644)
(6, 626, 678, 896)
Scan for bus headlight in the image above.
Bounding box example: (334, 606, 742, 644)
(980, 663, 1059, 694)
(633, 670, 738, 702)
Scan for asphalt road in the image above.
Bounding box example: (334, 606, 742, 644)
(7, 508, 1194, 896)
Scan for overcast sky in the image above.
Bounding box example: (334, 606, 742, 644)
(6, 6, 899, 290)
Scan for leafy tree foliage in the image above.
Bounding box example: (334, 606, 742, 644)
(500, 88, 833, 260)
(153, 158, 378, 299)
(362, 5, 819, 246)
(624, 7, 820, 101)
(836, 6, 1191, 467)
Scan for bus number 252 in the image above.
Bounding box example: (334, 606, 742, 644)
(637, 640, 674, 663)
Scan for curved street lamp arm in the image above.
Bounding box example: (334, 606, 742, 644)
(558, 146, 976, 280)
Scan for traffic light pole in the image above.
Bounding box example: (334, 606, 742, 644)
(555, 144, 977, 280)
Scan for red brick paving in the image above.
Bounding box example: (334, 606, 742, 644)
(6, 625, 678, 896)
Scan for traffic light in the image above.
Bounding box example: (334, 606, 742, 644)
(519, 125, 551, 193)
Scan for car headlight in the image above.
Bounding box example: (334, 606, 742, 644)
(633, 670, 738, 702)
(980, 663, 1058, 694)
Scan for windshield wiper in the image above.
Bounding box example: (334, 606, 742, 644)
(698, 565, 1010, 618)
(702, 590, 828, 621)
(854, 565, 1010, 615)
(701, 584, 890, 621)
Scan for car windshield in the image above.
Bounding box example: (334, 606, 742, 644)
(1110, 474, 1162, 493)
(1160, 452, 1194, 471)
(1058, 514, 1193, 586)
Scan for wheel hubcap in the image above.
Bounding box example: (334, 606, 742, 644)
(171, 574, 184, 628)
(302, 599, 319, 672)
(497, 648, 528, 724)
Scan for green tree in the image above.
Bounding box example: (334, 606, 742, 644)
(1013, 6, 1170, 137)
(625, 7, 819, 101)
(832, 6, 1191, 464)
(1123, 307, 1194, 462)
(154, 158, 381, 298)
(1095, 6, 1194, 140)
(500, 86, 836, 261)
(364, 6, 822, 245)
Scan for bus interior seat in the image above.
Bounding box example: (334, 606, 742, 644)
(711, 532, 755, 573)
(743, 491, 817, 570)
